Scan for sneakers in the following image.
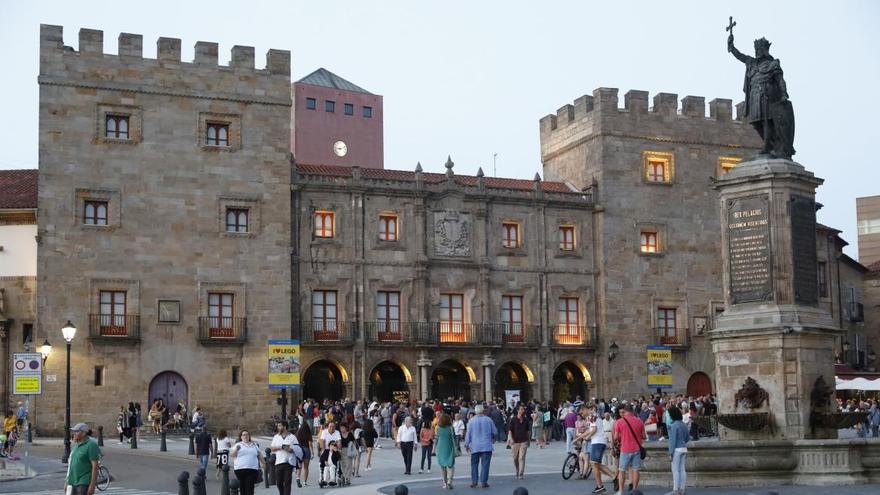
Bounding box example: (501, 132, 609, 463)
(592, 486, 607, 494)
(296, 479, 302, 488)
(418, 469, 424, 474)
(613, 479, 620, 491)
(427, 469, 432, 474)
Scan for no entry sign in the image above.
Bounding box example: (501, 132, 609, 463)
(13, 352, 42, 395)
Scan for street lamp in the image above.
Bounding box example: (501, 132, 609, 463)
(39, 339, 52, 361)
(61, 320, 76, 464)
(608, 341, 619, 362)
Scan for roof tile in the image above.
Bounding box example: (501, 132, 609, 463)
(0, 169, 38, 209)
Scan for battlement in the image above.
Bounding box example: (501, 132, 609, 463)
(39, 25, 291, 104)
(540, 87, 747, 135)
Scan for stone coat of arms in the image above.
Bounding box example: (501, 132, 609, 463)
(434, 210, 471, 257)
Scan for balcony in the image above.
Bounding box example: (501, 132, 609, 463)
(198, 317, 247, 345)
(491, 323, 540, 348)
(655, 327, 690, 349)
(551, 325, 595, 349)
(89, 314, 140, 342)
(849, 302, 864, 322)
(300, 320, 357, 345)
(364, 321, 411, 345)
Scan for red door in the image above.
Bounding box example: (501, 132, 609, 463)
(686, 372, 712, 397)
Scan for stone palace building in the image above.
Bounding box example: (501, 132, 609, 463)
(0, 25, 872, 433)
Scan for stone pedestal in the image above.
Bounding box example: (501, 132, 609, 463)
(711, 157, 840, 440)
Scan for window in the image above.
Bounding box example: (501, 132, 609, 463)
(306, 97, 316, 110)
(344, 103, 354, 115)
(363, 106, 372, 118)
(559, 225, 576, 251)
(99, 290, 127, 335)
(440, 293, 464, 338)
(312, 290, 337, 331)
(379, 214, 398, 241)
(818, 262, 828, 298)
(23, 323, 33, 346)
(376, 291, 400, 332)
(208, 293, 234, 330)
(658, 307, 677, 344)
(84, 200, 108, 226)
(502, 222, 520, 248)
(94, 366, 104, 386)
(206, 123, 229, 146)
(225, 208, 249, 233)
(232, 366, 240, 385)
(325, 100, 335, 112)
(105, 115, 129, 139)
(314, 210, 335, 238)
(501, 295, 523, 341)
(557, 297, 579, 335)
(643, 151, 673, 183)
(640, 231, 659, 253)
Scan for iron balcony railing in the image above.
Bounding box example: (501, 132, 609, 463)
(198, 316, 247, 345)
(654, 327, 690, 348)
(486, 323, 541, 348)
(89, 314, 140, 342)
(300, 320, 358, 344)
(551, 325, 596, 348)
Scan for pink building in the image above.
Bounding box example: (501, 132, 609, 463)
(292, 68, 384, 169)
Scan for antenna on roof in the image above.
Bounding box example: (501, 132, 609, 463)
(493, 153, 498, 177)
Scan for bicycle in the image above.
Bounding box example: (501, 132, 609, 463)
(561, 444, 592, 480)
(96, 458, 111, 491)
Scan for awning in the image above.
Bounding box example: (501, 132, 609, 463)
(836, 376, 880, 391)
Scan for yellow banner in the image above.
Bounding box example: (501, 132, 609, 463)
(13, 376, 40, 394)
(647, 346, 673, 388)
(268, 340, 300, 389)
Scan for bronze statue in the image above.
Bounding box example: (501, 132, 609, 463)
(809, 375, 833, 412)
(727, 17, 795, 159)
(734, 376, 769, 410)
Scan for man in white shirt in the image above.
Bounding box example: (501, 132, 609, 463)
(271, 421, 296, 495)
(319, 421, 342, 451)
(396, 416, 417, 475)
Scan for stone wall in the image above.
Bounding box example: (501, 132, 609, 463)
(37, 25, 292, 434)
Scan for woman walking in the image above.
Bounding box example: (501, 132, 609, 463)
(418, 417, 435, 474)
(435, 413, 456, 489)
(117, 405, 129, 444)
(667, 407, 689, 495)
(230, 430, 265, 495)
(362, 420, 378, 471)
(295, 422, 313, 487)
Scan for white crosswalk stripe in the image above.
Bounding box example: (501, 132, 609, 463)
(18, 488, 177, 495)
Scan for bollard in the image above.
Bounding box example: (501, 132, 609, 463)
(177, 471, 190, 495)
(188, 432, 196, 455)
(97, 425, 104, 446)
(229, 477, 240, 495)
(265, 450, 275, 487)
(160, 429, 167, 452)
(513, 488, 529, 495)
(197, 467, 206, 478)
(131, 427, 138, 449)
(394, 485, 409, 495)
(221, 464, 230, 495)
(192, 471, 207, 495)
(27, 422, 33, 443)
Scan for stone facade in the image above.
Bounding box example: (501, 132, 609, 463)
(36, 26, 292, 434)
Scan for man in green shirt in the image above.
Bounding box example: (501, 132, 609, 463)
(65, 423, 100, 495)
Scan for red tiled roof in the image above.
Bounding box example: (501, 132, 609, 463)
(867, 260, 880, 273)
(0, 169, 38, 209)
(296, 164, 578, 194)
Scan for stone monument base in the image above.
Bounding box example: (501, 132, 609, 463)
(640, 438, 880, 487)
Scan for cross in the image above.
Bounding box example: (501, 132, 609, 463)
(726, 16, 736, 34)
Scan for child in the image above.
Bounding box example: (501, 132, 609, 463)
(319, 440, 341, 487)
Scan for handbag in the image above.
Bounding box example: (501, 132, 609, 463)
(622, 416, 647, 460)
(645, 422, 658, 434)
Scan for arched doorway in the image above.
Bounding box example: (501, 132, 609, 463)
(553, 361, 589, 403)
(431, 359, 472, 401)
(303, 360, 345, 401)
(494, 362, 532, 405)
(149, 371, 188, 412)
(369, 361, 409, 402)
(687, 372, 712, 397)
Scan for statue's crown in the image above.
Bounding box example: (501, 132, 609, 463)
(754, 37, 771, 49)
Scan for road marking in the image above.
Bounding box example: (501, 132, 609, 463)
(19, 488, 177, 495)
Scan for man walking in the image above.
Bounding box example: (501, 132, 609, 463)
(194, 427, 214, 472)
(271, 421, 295, 495)
(507, 405, 530, 480)
(612, 404, 646, 495)
(64, 423, 101, 495)
(396, 416, 417, 475)
(563, 405, 577, 453)
(464, 404, 497, 488)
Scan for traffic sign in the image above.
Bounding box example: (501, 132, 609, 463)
(13, 352, 42, 395)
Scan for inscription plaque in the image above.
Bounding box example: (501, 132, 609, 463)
(791, 195, 818, 304)
(727, 195, 773, 304)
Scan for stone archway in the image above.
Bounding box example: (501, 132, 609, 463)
(552, 361, 590, 403)
(148, 371, 188, 412)
(368, 360, 411, 402)
(303, 360, 346, 401)
(494, 362, 533, 405)
(431, 359, 472, 401)
(687, 371, 713, 397)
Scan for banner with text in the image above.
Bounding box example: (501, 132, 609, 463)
(268, 339, 300, 389)
(13, 352, 43, 395)
(647, 346, 672, 389)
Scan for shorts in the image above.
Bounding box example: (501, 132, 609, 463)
(618, 451, 642, 472)
(302, 447, 312, 460)
(589, 443, 606, 463)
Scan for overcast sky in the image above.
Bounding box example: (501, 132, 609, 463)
(2, 1, 878, 258)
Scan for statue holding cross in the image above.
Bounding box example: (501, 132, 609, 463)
(727, 17, 796, 159)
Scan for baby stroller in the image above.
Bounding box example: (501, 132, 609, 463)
(318, 441, 349, 488)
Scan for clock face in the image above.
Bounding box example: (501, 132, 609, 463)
(333, 140, 348, 157)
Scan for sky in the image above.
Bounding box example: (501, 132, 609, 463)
(2, 0, 878, 258)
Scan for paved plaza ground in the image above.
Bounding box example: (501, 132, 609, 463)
(2, 431, 880, 494)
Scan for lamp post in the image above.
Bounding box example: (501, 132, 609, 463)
(40, 339, 52, 361)
(61, 320, 76, 464)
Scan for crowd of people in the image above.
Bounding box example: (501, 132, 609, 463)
(837, 397, 880, 437)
